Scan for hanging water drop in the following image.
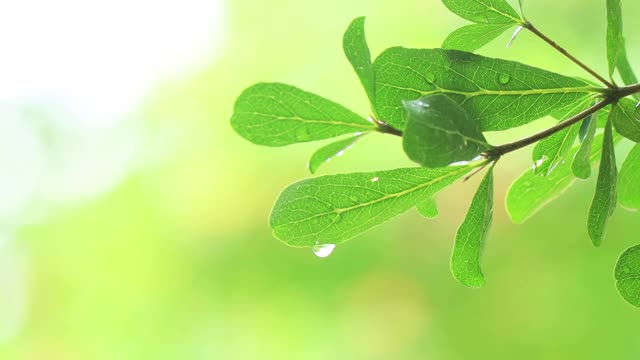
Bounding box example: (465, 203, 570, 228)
(498, 73, 511, 85)
(312, 242, 336, 258)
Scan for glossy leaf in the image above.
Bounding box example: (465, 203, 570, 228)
(507, 133, 611, 223)
(587, 118, 617, 247)
(606, 0, 623, 77)
(617, 39, 639, 100)
(611, 99, 640, 142)
(532, 124, 580, 176)
(451, 168, 494, 288)
(402, 94, 489, 168)
(231, 83, 375, 146)
(416, 198, 439, 219)
(308, 134, 363, 174)
(572, 110, 598, 179)
(270, 166, 473, 246)
(615, 245, 640, 307)
(443, 23, 513, 52)
(441, 0, 522, 25)
(343, 17, 376, 109)
(374, 47, 596, 131)
(618, 144, 640, 209)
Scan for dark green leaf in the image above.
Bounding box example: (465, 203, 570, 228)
(451, 167, 494, 288)
(443, 23, 513, 52)
(270, 166, 473, 246)
(618, 143, 640, 209)
(231, 83, 376, 146)
(587, 118, 617, 247)
(617, 39, 639, 100)
(402, 94, 489, 168)
(572, 109, 598, 179)
(442, 0, 522, 24)
(615, 244, 640, 307)
(374, 47, 596, 131)
(506, 132, 612, 223)
(343, 17, 376, 109)
(416, 198, 439, 218)
(611, 99, 640, 142)
(308, 134, 363, 174)
(606, 0, 624, 77)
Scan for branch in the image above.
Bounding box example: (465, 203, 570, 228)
(524, 22, 615, 89)
(490, 99, 612, 157)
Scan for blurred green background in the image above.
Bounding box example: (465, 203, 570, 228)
(2, 0, 640, 358)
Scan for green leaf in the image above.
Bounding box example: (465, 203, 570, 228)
(441, 0, 522, 24)
(617, 39, 639, 100)
(451, 167, 494, 288)
(270, 166, 474, 246)
(532, 123, 580, 176)
(587, 118, 617, 247)
(343, 17, 376, 110)
(308, 134, 363, 174)
(606, 0, 624, 77)
(615, 244, 640, 307)
(611, 99, 640, 142)
(402, 94, 489, 168)
(416, 198, 439, 219)
(572, 110, 598, 179)
(374, 47, 596, 131)
(506, 132, 612, 223)
(618, 144, 640, 209)
(443, 23, 513, 52)
(231, 83, 376, 146)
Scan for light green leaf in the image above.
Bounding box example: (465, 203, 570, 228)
(532, 123, 580, 176)
(442, 0, 522, 25)
(611, 99, 640, 142)
(374, 47, 597, 131)
(270, 166, 474, 246)
(402, 94, 489, 168)
(343, 17, 376, 109)
(617, 39, 639, 100)
(606, 0, 624, 77)
(587, 118, 617, 247)
(572, 109, 598, 179)
(451, 168, 494, 288)
(615, 244, 640, 307)
(506, 132, 613, 223)
(618, 143, 640, 209)
(231, 83, 376, 146)
(308, 134, 363, 174)
(443, 23, 513, 52)
(416, 198, 439, 219)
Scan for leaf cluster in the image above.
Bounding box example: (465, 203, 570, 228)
(231, 1, 640, 306)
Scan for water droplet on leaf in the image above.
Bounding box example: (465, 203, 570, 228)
(312, 242, 336, 258)
(371, 177, 379, 182)
(498, 73, 511, 85)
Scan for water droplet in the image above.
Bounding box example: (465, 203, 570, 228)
(506, 26, 524, 48)
(312, 242, 336, 258)
(336, 150, 346, 157)
(371, 177, 379, 182)
(533, 157, 546, 172)
(498, 73, 511, 85)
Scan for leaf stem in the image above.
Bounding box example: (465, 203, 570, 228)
(490, 98, 613, 157)
(524, 22, 615, 89)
